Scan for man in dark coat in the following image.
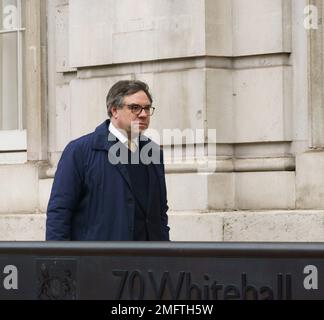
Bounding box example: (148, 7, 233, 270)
(46, 80, 170, 241)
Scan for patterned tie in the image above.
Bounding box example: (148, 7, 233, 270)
(128, 140, 137, 153)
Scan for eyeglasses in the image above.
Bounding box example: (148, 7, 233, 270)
(123, 104, 155, 116)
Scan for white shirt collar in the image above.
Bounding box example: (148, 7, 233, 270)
(108, 121, 138, 149)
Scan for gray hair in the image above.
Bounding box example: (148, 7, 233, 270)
(106, 80, 153, 117)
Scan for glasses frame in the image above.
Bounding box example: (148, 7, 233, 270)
(123, 104, 155, 116)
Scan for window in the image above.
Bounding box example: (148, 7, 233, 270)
(0, 0, 26, 155)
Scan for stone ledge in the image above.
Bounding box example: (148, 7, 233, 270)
(169, 210, 324, 242)
(0, 214, 45, 241)
(1, 210, 324, 242)
(168, 212, 223, 242)
(223, 210, 324, 242)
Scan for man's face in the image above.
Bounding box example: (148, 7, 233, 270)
(111, 90, 151, 137)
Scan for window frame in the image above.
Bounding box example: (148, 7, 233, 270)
(0, 0, 26, 155)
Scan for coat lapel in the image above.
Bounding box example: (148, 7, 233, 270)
(145, 164, 153, 215)
(92, 120, 133, 192)
(107, 139, 133, 192)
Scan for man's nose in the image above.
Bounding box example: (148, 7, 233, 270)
(138, 108, 148, 117)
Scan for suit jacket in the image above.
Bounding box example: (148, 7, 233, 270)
(46, 119, 170, 241)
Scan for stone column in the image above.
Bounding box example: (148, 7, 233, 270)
(25, 0, 47, 160)
(308, 0, 324, 148)
(296, 0, 324, 209)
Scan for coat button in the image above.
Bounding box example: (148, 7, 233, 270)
(127, 198, 133, 204)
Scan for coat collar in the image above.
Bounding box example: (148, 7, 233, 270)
(92, 119, 111, 151)
(92, 119, 153, 151)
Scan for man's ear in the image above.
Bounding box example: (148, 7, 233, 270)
(111, 106, 118, 118)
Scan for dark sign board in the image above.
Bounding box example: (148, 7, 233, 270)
(0, 242, 323, 300)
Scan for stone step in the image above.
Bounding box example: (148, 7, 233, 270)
(1, 210, 323, 242)
(169, 210, 324, 242)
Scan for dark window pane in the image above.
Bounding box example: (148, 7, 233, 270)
(0, 31, 18, 130)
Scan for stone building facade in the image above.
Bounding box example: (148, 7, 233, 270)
(0, 0, 323, 241)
